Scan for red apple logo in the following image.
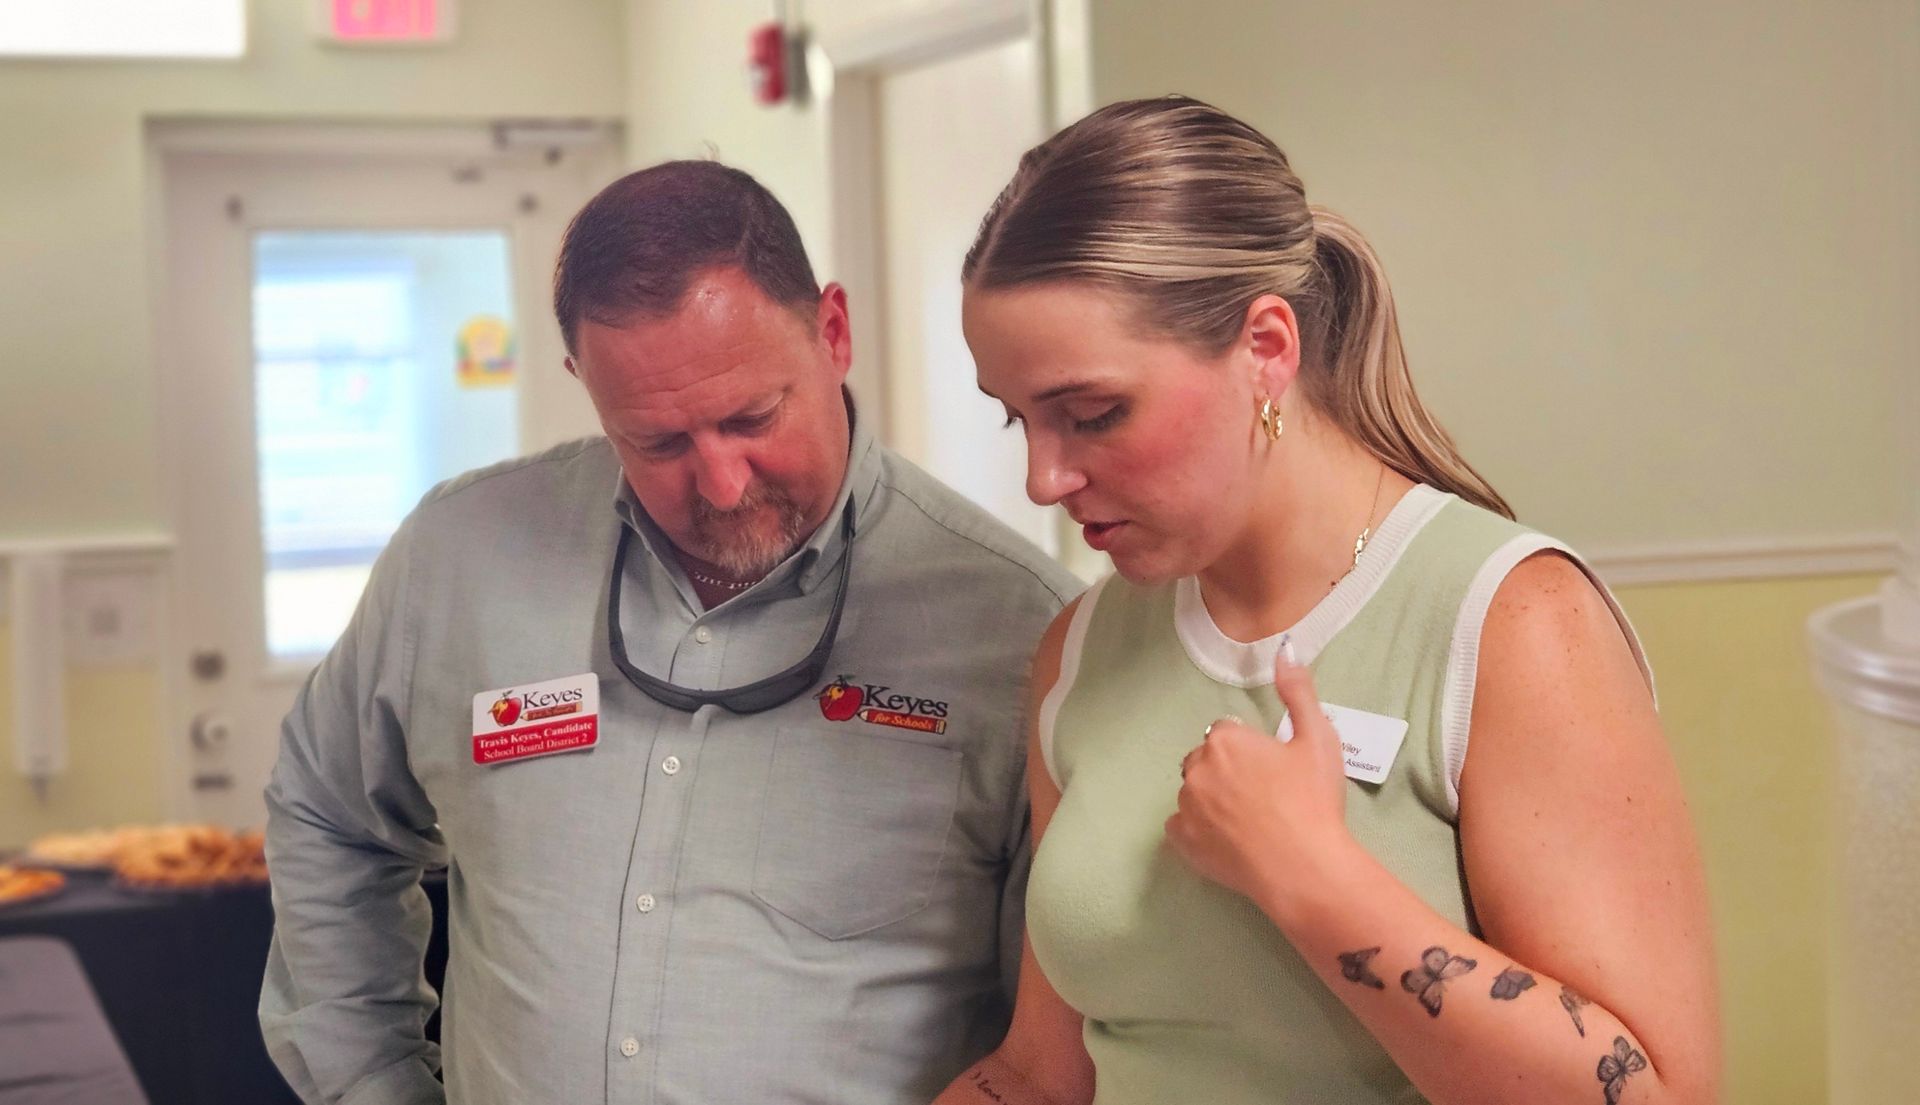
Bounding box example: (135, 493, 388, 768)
(816, 676, 864, 722)
(489, 693, 522, 727)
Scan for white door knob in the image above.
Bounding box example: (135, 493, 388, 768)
(190, 712, 233, 751)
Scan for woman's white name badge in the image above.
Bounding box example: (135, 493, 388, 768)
(471, 673, 600, 766)
(1275, 703, 1408, 784)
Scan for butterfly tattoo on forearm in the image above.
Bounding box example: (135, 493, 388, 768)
(1561, 985, 1593, 1037)
(1597, 1036, 1648, 1104)
(1490, 965, 1537, 1000)
(1400, 945, 1477, 1017)
(1338, 947, 1386, 990)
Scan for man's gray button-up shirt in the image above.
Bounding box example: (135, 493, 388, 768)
(260, 417, 1081, 1105)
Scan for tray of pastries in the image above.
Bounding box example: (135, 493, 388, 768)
(23, 824, 269, 891)
(19, 826, 149, 871)
(0, 863, 68, 909)
(113, 825, 269, 892)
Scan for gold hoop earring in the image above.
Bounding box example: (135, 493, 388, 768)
(1257, 396, 1283, 441)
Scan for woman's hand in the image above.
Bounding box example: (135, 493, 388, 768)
(1164, 637, 1355, 908)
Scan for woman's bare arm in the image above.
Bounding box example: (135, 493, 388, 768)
(933, 600, 1097, 1105)
(1168, 553, 1720, 1105)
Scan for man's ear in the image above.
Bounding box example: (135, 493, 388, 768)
(816, 282, 853, 381)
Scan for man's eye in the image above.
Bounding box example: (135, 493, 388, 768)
(641, 437, 688, 459)
(725, 407, 779, 434)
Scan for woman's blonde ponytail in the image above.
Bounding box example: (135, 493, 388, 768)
(966, 96, 1513, 520)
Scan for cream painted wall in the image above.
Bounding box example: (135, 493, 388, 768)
(0, 0, 626, 540)
(623, 0, 953, 259)
(0, 2, 624, 845)
(1088, 0, 1916, 552)
(621, 0, 1912, 554)
(624, 0, 1091, 290)
(623, 0, 830, 259)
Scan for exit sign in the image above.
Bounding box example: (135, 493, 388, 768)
(315, 0, 455, 44)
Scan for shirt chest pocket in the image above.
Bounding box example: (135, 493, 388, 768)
(752, 726, 961, 940)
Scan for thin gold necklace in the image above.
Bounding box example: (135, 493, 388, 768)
(1334, 465, 1389, 587)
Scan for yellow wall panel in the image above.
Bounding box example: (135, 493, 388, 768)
(1615, 573, 1881, 1105)
(0, 626, 167, 849)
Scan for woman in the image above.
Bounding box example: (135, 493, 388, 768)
(933, 97, 1720, 1105)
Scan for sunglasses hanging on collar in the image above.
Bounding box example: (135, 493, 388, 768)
(606, 502, 854, 714)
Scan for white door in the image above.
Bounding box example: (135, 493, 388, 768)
(872, 37, 1060, 556)
(156, 127, 617, 826)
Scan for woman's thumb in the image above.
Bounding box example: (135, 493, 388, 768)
(1273, 635, 1330, 743)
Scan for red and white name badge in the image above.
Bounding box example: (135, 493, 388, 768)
(471, 673, 600, 766)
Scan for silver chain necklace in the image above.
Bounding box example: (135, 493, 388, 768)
(686, 567, 759, 592)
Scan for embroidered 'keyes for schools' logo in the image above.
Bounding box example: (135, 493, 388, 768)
(815, 675, 949, 734)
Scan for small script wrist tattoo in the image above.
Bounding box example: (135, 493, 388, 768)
(969, 1070, 1008, 1103)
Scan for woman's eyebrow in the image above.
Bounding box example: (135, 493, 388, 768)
(979, 380, 1102, 404)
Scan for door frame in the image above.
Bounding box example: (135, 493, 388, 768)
(817, 0, 1097, 574)
(145, 118, 621, 820)
(818, 0, 1049, 447)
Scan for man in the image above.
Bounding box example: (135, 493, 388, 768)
(260, 160, 1080, 1104)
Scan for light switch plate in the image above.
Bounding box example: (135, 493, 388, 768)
(64, 570, 157, 667)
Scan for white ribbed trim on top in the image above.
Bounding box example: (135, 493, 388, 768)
(1037, 574, 1112, 788)
(1173, 484, 1451, 686)
(1438, 534, 1656, 816)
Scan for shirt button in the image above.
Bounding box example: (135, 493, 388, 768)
(619, 1037, 639, 1058)
(693, 626, 713, 644)
(662, 755, 681, 776)
(636, 893, 656, 913)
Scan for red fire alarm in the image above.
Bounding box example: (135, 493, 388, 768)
(751, 22, 788, 104)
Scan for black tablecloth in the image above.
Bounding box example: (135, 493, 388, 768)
(0, 870, 449, 1105)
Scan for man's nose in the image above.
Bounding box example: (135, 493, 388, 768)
(692, 439, 752, 510)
